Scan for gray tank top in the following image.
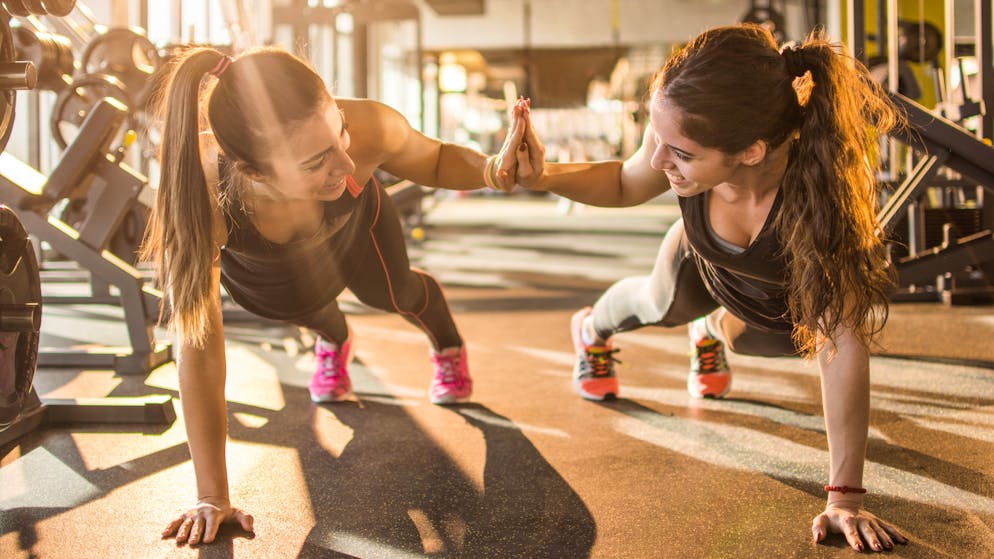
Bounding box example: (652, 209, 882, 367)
(677, 188, 793, 333)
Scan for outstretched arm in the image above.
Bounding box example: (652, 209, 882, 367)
(812, 323, 906, 552)
(344, 98, 526, 191)
(512, 109, 672, 207)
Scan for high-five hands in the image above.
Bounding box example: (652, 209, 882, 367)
(510, 97, 545, 190)
(486, 97, 546, 192)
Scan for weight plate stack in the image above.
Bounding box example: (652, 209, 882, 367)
(0, 205, 42, 429)
(0, 14, 18, 153)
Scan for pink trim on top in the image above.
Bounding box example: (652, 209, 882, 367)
(346, 175, 364, 197)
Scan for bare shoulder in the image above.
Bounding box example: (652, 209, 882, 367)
(336, 98, 412, 157)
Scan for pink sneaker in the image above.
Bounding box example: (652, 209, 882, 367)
(429, 346, 472, 404)
(309, 334, 354, 403)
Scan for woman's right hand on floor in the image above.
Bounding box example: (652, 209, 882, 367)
(162, 497, 254, 545)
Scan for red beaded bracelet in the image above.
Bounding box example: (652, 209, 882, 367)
(824, 485, 867, 494)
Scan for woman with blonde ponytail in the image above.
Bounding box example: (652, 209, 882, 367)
(507, 24, 908, 552)
(145, 47, 525, 544)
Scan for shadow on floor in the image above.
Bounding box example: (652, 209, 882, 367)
(287, 398, 596, 558)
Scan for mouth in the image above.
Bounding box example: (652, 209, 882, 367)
(318, 177, 347, 194)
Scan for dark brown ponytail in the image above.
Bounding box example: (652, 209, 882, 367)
(653, 24, 899, 355)
(141, 48, 227, 347)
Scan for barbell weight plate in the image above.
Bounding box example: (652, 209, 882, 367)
(80, 27, 160, 98)
(49, 72, 132, 149)
(51, 32, 74, 84)
(12, 26, 62, 91)
(897, 20, 943, 64)
(39, 32, 74, 90)
(0, 15, 17, 154)
(41, 0, 75, 17)
(0, 206, 42, 429)
(0, 92, 14, 154)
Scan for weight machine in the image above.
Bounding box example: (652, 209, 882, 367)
(0, 96, 171, 375)
(850, 0, 994, 303)
(0, 1, 175, 452)
(0, 204, 174, 451)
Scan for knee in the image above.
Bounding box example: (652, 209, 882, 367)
(723, 332, 798, 357)
(356, 271, 433, 314)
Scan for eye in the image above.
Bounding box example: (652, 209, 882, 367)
(674, 151, 692, 162)
(305, 154, 327, 172)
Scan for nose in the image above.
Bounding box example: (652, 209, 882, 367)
(650, 144, 676, 172)
(333, 151, 357, 176)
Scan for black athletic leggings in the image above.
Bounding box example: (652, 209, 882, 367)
(243, 183, 462, 351)
(590, 219, 797, 357)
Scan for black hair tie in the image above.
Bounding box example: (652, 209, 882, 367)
(780, 46, 807, 78)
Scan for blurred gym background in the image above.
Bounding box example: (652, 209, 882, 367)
(1, 2, 993, 558)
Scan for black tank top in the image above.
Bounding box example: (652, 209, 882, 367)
(678, 189, 793, 333)
(217, 157, 373, 320)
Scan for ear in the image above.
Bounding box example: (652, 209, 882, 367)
(235, 161, 269, 183)
(737, 139, 768, 167)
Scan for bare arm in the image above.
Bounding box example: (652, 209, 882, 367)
(343, 98, 525, 190)
(812, 322, 906, 551)
(162, 134, 252, 545)
(817, 324, 870, 510)
(177, 266, 229, 505)
(161, 262, 256, 545)
(516, 111, 671, 207)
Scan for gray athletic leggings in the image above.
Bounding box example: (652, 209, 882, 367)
(590, 219, 797, 357)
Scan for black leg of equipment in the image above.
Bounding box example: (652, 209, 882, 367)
(0, 204, 175, 452)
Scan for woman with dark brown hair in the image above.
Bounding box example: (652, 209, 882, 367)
(509, 24, 908, 552)
(145, 46, 523, 544)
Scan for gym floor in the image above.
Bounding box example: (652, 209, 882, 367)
(1, 194, 992, 559)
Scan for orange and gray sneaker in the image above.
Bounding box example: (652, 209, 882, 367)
(687, 327, 732, 398)
(571, 307, 621, 401)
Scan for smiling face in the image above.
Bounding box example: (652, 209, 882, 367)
(258, 100, 356, 201)
(648, 90, 742, 197)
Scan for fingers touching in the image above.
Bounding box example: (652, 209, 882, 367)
(488, 97, 530, 191)
(499, 97, 545, 189)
